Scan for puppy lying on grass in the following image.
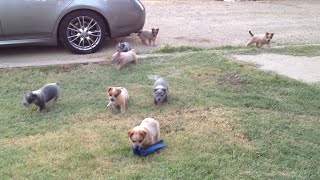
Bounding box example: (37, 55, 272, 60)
(128, 117, 160, 148)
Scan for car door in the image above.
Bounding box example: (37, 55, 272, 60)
(0, 0, 73, 40)
(0, 20, 3, 41)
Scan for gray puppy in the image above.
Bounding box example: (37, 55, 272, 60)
(23, 82, 61, 111)
(116, 42, 132, 52)
(148, 75, 169, 105)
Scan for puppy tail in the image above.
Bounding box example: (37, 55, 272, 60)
(249, 30, 254, 37)
(148, 75, 159, 81)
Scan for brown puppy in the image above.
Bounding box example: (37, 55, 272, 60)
(138, 28, 159, 46)
(246, 30, 274, 48)
(107, 87, 129, 113)
(111, 49, 137, 70)
(128, 117, 160, 148)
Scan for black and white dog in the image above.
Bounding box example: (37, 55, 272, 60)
(116, 42, 132, 52)
(148, 75, 169, 105)
(23, 82, 61, 111)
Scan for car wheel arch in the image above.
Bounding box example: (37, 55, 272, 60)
(56, 9, 111, 43)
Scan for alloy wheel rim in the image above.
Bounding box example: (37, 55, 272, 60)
(67, 16, 102, 51)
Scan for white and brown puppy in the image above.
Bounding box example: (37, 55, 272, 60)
(111, 49, 137, 70)
(107, 87, 129, 113)
(246, 30, 274, 48)
(138, 28, 159, 46)
(128, 117, 160, 148)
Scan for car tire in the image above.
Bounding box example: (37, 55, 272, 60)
(59, 10, 107, 54)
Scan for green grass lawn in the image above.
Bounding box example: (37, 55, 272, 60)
(0, 49, 319, 179)
(156, 44, 320, 57)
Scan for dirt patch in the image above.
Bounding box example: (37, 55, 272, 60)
(233, 54, 320, 83)
(218, 72, 247, 85)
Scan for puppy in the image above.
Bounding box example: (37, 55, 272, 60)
(111, 49, 137, 70)
(138, 28, 159, 46)
(116, 42, 132, 52)
(148, 75, 169, 105)
(128, 117, 160, 148)
(246, 30, 274, 48)
(22, 82, 60, 111)
(107, 87, 129, 113)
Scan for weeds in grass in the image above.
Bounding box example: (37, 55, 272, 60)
(155, 44, 320, 57)
(154, 44, 205, 53)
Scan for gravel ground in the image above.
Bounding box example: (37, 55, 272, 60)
(1, 0, 320, 75)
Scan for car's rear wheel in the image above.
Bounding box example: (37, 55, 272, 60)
(59, 10, 107, 54)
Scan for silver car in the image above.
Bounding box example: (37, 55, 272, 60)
(0, 0, 145, 54)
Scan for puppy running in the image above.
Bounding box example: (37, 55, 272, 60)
(148, 75, 169, 105)
(22, 82, 60, 111)
(138, 28, 159, 46)
(111, 49, 137, 70)
(116, 42, 132, 52)
(128, 117, 160, 148)
(107, 87, 129, 113)
(246, 30, 274, 48)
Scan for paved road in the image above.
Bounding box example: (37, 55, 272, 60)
(0, 0, 320, 68)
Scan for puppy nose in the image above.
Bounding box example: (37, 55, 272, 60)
(110, 98, 114, 101)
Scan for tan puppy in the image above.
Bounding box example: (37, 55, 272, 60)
(107, 87, 129, 113)
(128, 117, 160, 148)
(111, 49, 137, 70)
(246, 30, 274, 48)
(138, 28, 159, 46)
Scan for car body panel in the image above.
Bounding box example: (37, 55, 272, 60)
(0, 0, 73, 40)
(0, 20, 3, 40)
(54, 0, 145, 38)
(0, 0, 145, 47)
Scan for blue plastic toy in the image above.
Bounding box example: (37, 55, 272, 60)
(132, 140, 166, 156)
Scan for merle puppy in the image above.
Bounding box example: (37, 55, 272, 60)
(116, 42, 132, 52)
(23, 82, 61, 111)
(148, 75, 169, 105)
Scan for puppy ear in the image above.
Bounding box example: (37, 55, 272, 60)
(265, 32, 269, 35)
(107, 87, 112, 93)
(156, 28, 159, 33)
(116, 89, 122, 96)
(140, 129, 147, 139)
(271, 32, 274, 37)
(128, 130, 134, 137)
